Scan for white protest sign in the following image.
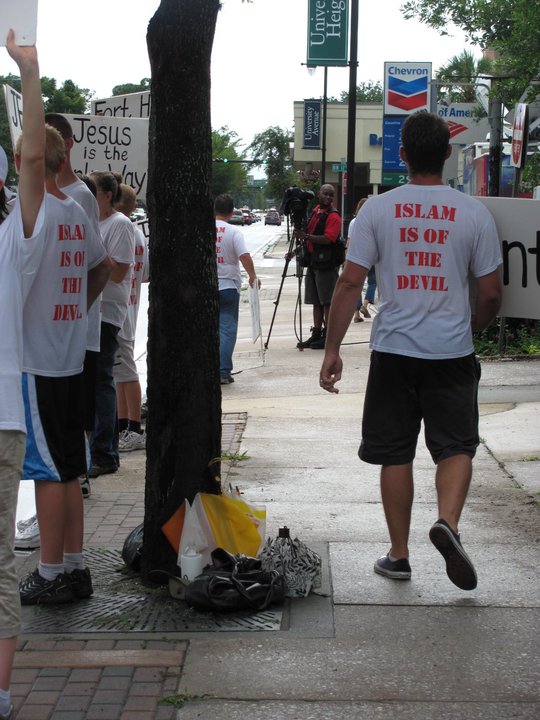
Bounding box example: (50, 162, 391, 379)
(4, 84, 149, 200)
(478, 197, 540, 320)
(0, 0, 38, 46)
(248, 283, 262, 343)
(92, 91, 151, 119)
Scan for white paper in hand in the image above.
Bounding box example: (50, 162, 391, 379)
(0, 0, 38, 46)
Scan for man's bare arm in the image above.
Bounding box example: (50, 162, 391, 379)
(320, 261, 368, 393)
(471, 270, 502, 332)
(87, 257, 113, 309)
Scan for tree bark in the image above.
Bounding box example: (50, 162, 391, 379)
(142, 0, 222, 582)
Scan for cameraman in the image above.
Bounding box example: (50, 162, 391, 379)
(295, 184, 341, 349)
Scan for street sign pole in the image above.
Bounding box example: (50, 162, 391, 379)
(345, 0, 359, 236)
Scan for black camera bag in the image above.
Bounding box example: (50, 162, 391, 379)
(309, 208, 344, 270)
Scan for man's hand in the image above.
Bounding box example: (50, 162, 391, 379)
(319, 351, 343, 394)
(6, 29, 38, 72)
(249, 276, 261, 289)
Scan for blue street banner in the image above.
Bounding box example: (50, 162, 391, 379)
(303, 100, 322, 148)
(307, 0, 349, 67)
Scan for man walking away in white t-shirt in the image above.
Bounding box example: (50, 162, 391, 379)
(0, 30, 46, 720)
(320, 111, 502, 592)
(214, 194, 259, 384)
(18, 122, 110, 607)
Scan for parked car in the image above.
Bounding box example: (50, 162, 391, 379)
(241, 209, 254, 225)
(228, 209, 245, 226)
(265, 210, 282, 226)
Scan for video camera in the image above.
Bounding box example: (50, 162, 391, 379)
(279, 186, 315, 230)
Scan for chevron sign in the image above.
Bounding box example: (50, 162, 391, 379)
(384, 62, 432, 115)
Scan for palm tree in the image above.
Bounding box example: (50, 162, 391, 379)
(436, 50, 493, 103)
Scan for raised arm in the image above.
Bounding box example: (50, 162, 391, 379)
(6, 29, 45, 237)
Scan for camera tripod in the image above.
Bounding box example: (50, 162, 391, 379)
(264, 214, 308, 349)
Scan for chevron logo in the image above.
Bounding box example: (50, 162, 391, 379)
(447, 120, 469, 138)
(387, 75, 429, 112)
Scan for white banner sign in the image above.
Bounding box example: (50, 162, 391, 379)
(91, 91, 151, 119)
(4, 84, 149, 200)
(479, 197, 540, 320)
(248, 283, 262, 343)
(0, 0, 37, 46)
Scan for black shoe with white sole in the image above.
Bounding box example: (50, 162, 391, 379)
(374, 553, 411, 580)
(429, 519, 477, 591)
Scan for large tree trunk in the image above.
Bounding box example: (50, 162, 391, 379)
(142, 0, 222, 582)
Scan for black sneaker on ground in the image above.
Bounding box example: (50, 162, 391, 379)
(88, 464, 118, 478)
(310, 329, 326, 349)
(374, 554, 412, 580)
(19, 569, 74, 605)
(429, 518, 477, 591)
(68, 567, 94, 599)
(297, 327, 322, 349)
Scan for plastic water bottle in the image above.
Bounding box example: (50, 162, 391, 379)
(180, 545, 203, 582)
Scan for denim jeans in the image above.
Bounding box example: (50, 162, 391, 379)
(365, 266, 377, 304)
(219, 288, 240, 379)
(91, 321, 120, 468)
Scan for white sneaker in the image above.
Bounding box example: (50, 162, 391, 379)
(15, 515, 40, 549)
(119, 430, 146, 452)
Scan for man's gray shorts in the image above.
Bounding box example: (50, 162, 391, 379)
(304, 267, 339, 306)
(113, 336, 139, 383)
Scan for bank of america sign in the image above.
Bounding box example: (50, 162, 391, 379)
(307, 0, 349, 67)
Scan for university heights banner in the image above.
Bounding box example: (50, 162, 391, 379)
(307, 0, 348, 66)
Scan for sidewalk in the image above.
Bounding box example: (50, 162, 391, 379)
(13, 231, 540, 719)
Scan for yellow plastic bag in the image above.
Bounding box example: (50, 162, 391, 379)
(179, 490, 266, 562)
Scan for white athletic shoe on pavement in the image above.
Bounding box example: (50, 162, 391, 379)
(119, 430, 146, 453)
(15, 514, 40, 549)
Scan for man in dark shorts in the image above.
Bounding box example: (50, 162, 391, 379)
(319, 111, 502, 591)
(295, 184, 341, 349)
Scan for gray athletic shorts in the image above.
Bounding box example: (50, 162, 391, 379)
(304, 267, 339, 306)
(113, 336, 138, 383)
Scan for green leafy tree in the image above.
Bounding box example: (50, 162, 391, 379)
(337, 80, 383, 103)
(211, 126, 248, 198)
(248, 126, 295, 204)
(41, 77, 92, 114)
(112, 79, 151, 96)
(401, 0, 540, 105)
(436, 50, 493, 103)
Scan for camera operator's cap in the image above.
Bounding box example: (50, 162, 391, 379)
(0, 145, 8, 184)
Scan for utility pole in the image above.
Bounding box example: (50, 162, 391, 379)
(488, 98, 503, 197)
(345, 0, 359, 234)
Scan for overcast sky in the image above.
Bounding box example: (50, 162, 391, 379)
(4, 0, 478, 151)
